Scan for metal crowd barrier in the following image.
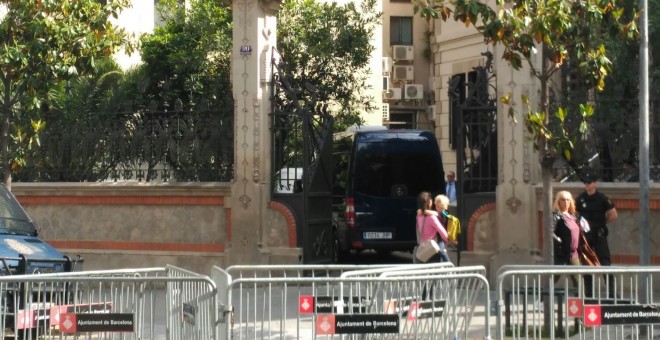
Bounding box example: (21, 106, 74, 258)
(374, 266, 490, 340)
(224, 263, 445, 279)
(18, 262, 660, 339)
(496, 265, 660, 340)
(0, 265, 217, 340)
(212, 263, 491, 340)
(166, 265, 218, 340)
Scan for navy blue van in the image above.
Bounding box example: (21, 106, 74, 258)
(332, 129, 445, 260)
(0, 184, 83, 335)
(0, 184, 81, 275)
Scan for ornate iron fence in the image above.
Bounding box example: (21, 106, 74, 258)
(15, 98, 233, 182)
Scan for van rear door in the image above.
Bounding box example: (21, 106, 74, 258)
(349, 131, 444, 251)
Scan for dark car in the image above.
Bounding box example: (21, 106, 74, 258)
(0, 184, 83, 336)
(332, 128, 445, 261)
(0, 184, 81, 275)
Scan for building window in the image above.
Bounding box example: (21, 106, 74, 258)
(449, 71, 487, 150)
(388, 111, 414, 129)
(390, 17, 413, 45)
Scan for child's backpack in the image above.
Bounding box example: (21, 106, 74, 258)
(446, 214, 461, 243)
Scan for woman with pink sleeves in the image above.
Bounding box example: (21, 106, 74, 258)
(415, 191, 450, 263)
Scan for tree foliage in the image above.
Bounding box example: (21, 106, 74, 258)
(587, 0, 660, 176)
(0, 0, 132, 188)
(278, 0, 381, 132)
(415, 0, 637, 160)
(23, 0, 235, 183)
(139, 0, 232, 105)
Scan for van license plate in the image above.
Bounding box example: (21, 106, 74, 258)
(363, 232, 392, 239)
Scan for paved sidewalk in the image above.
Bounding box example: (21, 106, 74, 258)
(466, 290, 497, 339)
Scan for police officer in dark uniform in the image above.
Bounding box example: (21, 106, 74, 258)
(576, 172, 618, 297)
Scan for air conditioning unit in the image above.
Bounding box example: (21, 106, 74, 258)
(392, 65, 414, 81)
(382, 103, 390, 121)
(392, 45, 414, 61)
(383, 88, 402, 100)
(382, 76, 389, 91)
(405, 84, 424, 100)
(382, 57, 393, 75)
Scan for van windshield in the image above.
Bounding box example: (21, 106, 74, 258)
(354, 140, 443, 197)
(0, 186, 36, 235)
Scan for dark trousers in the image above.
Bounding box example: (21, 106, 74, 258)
(584, 232, 614, 297)
(421, 245, 451, 300)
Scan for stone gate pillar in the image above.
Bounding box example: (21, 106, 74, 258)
(227, 0, 281, 265)
(489, 49, 543, 279)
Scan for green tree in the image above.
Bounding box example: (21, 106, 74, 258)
(136, 0, 234, 182)
(603, 0, 659, 169)
(277, 0, 381, 133)
(139, 0, 232, 105)
(0, 0, 132, 189)
(414, 0, 637, 263)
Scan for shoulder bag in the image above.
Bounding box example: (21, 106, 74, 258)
(579, 231, 601, 266)
(415, 216, 440, 263)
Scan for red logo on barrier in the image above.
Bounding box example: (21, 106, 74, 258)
(407, 302, 420, 321)
(316, 314, 335, 334)
(584, 305, 602, 326)
(299, 295, 314, 314)
(567, 298, 583, 318)
(60, 314, 78, 333)
(50, 302, 112, 326)
(16, 309, 34, 329)
(51, 306, 64, 326)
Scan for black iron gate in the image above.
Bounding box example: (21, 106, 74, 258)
(448, 52, 498, 262)
(270, 51, 335, 264)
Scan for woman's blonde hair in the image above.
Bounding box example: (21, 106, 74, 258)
(552, 190, 576, 214)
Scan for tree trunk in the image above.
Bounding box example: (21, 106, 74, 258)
(0, 79, 12, 191)
(542, 163, 554, 264)
(539, 47, 554, 264)
(540, 47, 556, 335)
(1, 111, 11, 191)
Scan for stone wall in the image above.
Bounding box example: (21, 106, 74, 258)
(461, 183, 660, 267)
(12, 183, 233, 275)
(9, 182, 659, 279)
